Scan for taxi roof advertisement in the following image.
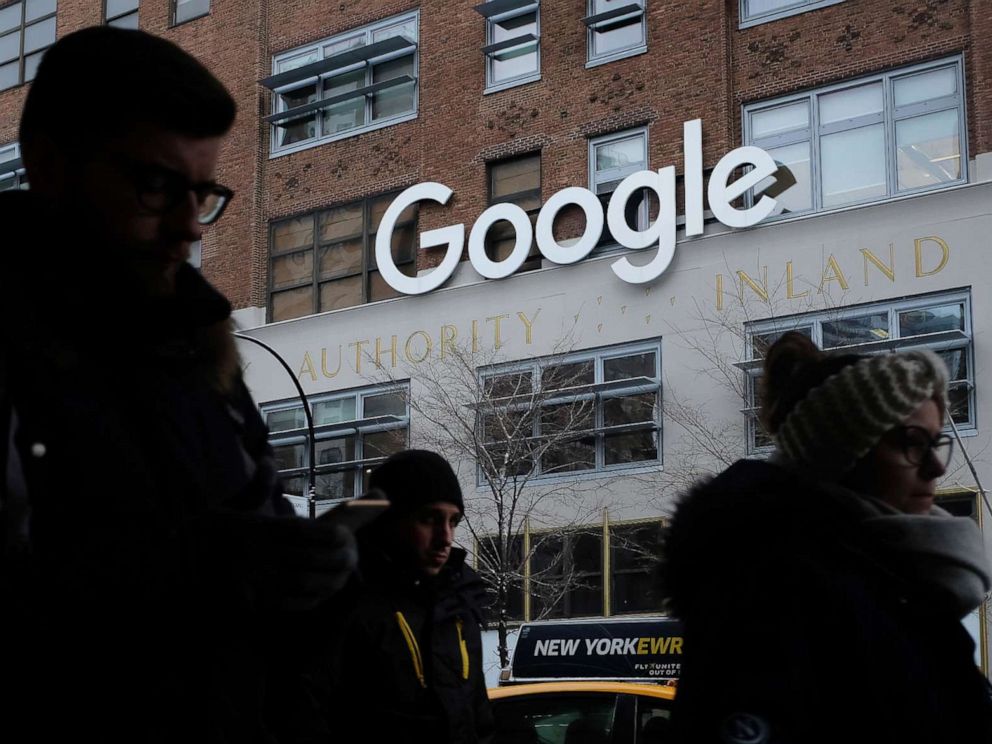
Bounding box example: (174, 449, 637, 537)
(510, 618, 684, 682)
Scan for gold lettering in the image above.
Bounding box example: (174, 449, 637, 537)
(517, 309, 541, 345)
(321, 346, 342, 379)
(374, 335, 398, 369)
(487, 314, 510, 350)
(736, 267, 769, 303)
(349, 340, 369, 374)
(671, 637, 683, 654)
(862, 245, 895, 285)
(715, 274, 724, 312)
(298, 351, 317, 383)
(915, 236, 950, 277)
(637, 638, 649, 655)
(786, 261, 809, 299)
(819, 255, 849, 292)
(440, 325, 458, 360)
(650, 637, 670, 654)
(472, 319, 480, 353)
(405, 331, 432, 364)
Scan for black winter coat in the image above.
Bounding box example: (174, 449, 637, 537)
(0, 191, 306, 743)
(660, 459, 992, 744)
(294, 546, 494, 744)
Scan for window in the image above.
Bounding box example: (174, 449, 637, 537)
(264, 12, 418, 154)
(740, 0, 844, 27)
(479, 518, 665, 622)
(491, 694, 618, 744)
(268, 192, 417, 322)
(172, 0, 207, 25)
(476, 0, 539, 92)
(0, 0, 56, 91)
(487, 152, 541, 271)
(481, 341, 661, 479)
(743, 57, 966, 217)
(742, 290, 974, 452)
(589, 127, 649, 250)
(584, 0, 646, 67)
(0, 143, 27, 191)
(105, 0, 138, 29)
(263, 383, 409, 501)
(187, 239, 201, 269)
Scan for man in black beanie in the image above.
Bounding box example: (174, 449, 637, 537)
(298, 450, 495, 743)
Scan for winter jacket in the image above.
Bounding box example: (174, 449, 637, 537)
(0, 190, 324, 742)
(298, 546, 494, 744)
(660, 458, 992, 744)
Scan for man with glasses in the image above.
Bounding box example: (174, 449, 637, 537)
(0, 27, 355, 742)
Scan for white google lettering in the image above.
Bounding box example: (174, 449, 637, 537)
(374, 119, 783, 294)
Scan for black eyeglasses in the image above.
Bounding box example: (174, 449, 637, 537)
(890, 425, 954, 468)
(104, 153, 234, 225)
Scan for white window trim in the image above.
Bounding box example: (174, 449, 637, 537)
(0, 142, 27, 191)
(482, 1, 541, 94)
(268, 10, 420, 158)
(478, 339, 663, 485)
(588, 127, 650, 252)
(742, 289, 975, 454)
(739, 0, 844, 29)
(584, 0, 647, 69)
(743, 56, 968, 220)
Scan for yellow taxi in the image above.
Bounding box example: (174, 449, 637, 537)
(488, 618, 681, 744)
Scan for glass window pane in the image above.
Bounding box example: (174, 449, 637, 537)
(0, 30, 19, 63)
(936, 347, 967, 382)
(107, 0, 140, 17)
(23, 15, 54, 53)
(313, 397, 356, 426)
(491, 695, 616, 744)
(373, 18, 417, 44)
(612, 570, 664, 614)
(604, 393, 656, 426)
(491, 154, 540, 200)
(364, 428, 407, 460)
(595, 135, 646, 173)
(484, 371, 532, 398)
(541, 360, 595, 390)
(318, 239, 363, 279)
(364, 391, 406, 417)
(281, 475, 306, 497)
(592, 15, 643, 58)
(277, 49, 318, 74)
(324, 33, 364, 57)
(751, 327, 812, 358)
(894, 66, 957, 107)
(540, 403, 595, 474)
(371, 193, 417, 227)
(605, 429, 656, 465)
(280, 115, 317, 147)
(176, 0, 209, 23)
(611, 524, 662, 571)
(323, 97, 364, 135)
(0, 60, 18, 90)
(268, 407, 306, 433)
(368, 269, 403, 302)
(0, 173, 17, 191)
(746, 0, 803, 16)
(820, 124, 886, 207)
(371, 55, 415, 121)
(490, 12, 537, 83)
(316, 436, 355, 465)
(315, 471, 354, 500)
(22, 48, 41, 81)
(604, 352, 656, 382)
(108, 12, 139, 29)
(25, 0, 55, 23)
(319, 274, 363, 312)
(273, 216, 314, 254)
(819, 83, 882, 126)
(272, 443, 304, 471)
(319, 203, 363, 242)
(751, 101, 809, 139)
(751, 141, 812, 214)
(898, 303, 964, 336)
(271, 285, 313, 322)
(0, 4, 21, 35)
(568, 575, 603, 617)
(370, 223, 417, 269)
(896, 109, 961, 190)
(572, 531, 602, 573)
(821, 312, 890, 348)
(271, 250, 313, 290)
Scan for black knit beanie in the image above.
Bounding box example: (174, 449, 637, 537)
(368, 450, 464, 515)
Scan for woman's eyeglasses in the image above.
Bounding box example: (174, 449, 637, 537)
(890, 425, 954, 468)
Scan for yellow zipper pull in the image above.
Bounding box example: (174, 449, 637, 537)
(395, 612, 426, 688)
(455, 617, 470, 680)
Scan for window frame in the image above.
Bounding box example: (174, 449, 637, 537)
(0, 142, 27, 191)
(267, 191, 418, 322)
(478, 0, 541, 94)
(588, 126, 650, 253)
(742, 289, 975, 454)
(0, 0, 57, 92)
(584, 0, 647, 68)
(739, 0, 844, 29)
(743, 56, 968, 219)
(262, 382, 410, 504)
(171, 0, 209, 26)
(266, 10, 420, 157)
(478, 339, 663, 485)
(477, 516, 666, 623)
(486, 151, 543, 271)
(104, 0, 138, 28)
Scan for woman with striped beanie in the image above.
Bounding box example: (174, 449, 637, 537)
(660, 331, 992, 744)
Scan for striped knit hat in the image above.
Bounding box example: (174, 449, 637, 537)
(775, 349, 948, 477)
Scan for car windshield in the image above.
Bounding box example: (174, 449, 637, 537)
(492, 693, 617, 744)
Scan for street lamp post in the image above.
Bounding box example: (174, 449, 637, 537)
(234, 332, 317, 519)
